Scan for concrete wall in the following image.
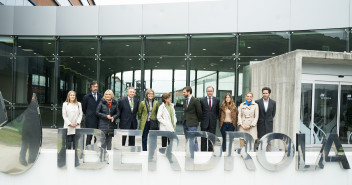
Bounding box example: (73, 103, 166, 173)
(0, 0, 351, 36)
(250, 50, 352, 144)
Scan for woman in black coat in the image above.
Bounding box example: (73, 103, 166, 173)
(96, 90, 119, 150)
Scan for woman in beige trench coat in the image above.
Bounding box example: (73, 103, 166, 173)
(238, 92, 259, 140)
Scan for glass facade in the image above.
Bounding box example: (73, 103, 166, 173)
(0, 28, 350, 134)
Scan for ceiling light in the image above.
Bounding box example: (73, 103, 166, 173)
(33, 53, 37, 54)
(219, 60, 223, 62)
(91, 48, 94, 50)
(109, 68, 111, 69)
(155, 66, 158, 67)
(18, 46, 22, 48)
(23, 49, 33, 52)
(125, 45, 130, 47)
(60, 50, 64, 53)
(77, 61, 80, 63)
(203, 68, 206, 69)
(48, 43, 52, 45)
(131, 67, 133, 69)
(70, 57, 73, 58)
(202, 49, 206, 51)
(247, 47, 251, 49)
(272, 53, 276, 55)
(254, 59, 258, 61)
(167, 42, 172, 45)
(157, 62, 160, 64)
(129, 59, 132, 61)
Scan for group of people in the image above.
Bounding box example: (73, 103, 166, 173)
(61, 81, 276, 152)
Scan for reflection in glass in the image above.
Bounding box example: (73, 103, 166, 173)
(17, 37, 56, 57)
(339, 85, 352, 144)
(313, 84, 338, 144)
(0, 36, 13, 104)
(239, 32, 289, 56)
(0, 93, 42, 175)
(300, 83, 312, 144)
(292, 29, 347, 52)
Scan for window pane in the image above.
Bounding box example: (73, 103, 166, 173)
(239, 32, 289, 56)
(146, 35, 187, 57)
(292, 29, 347, 52)
(191, 34, 236, 56)
(17, 37, 56, 56)
(300, 83, 312, 145)
(59, 37, 98, 56)
(101, 36, 141, 57)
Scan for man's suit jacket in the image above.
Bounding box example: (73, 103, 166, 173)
(183, 96, 202, 127)
(255, 98, 276, 139)
(199, 96, 219, 129)
(118, 97, 140, 129)
(82, 92, 103, 128)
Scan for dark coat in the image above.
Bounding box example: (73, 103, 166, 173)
(183, 96, 202, 127)
(82, 92, 103, 128)
(118, 97, 140, 129)
(255, 98, 276, 139)
(200, 96, 219, 129)
(96, 98, 119, 135)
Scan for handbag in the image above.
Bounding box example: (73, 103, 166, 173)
(145, 100, 159, 130)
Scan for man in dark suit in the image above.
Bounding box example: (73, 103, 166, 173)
(82, 81, 103, 145)
(255, 87, 276, 139)
(200, 86, 219, 152)
(183, 86, 202, 151)
(118, 87, 140, 146)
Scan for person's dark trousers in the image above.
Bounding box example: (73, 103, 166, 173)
(142, 121, 151, 151)
(220, 122, 234, 152)
(101, 135, 113, 150)
(162, 136, 170, 147)
(122, 124, 136, 146)
(86, 135, 97, 146)
(67, 134, 76, 150)
(201, 125, 216, 152)
(183, 121, 199, 151)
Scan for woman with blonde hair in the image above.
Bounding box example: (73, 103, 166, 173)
(238, 92, 259, 140)
(157, 93, 177, 147)
(96, 89, 119, 150)
(138, 89, 159, 151)
(219, 93, 238, 151)
(62, 90, 83, 149)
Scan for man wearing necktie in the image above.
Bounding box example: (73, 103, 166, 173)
(182, 86, 202, 152)
(199, 86, 219, 152)
(82, 81, 103, 145)
(118, 87, 140, 146)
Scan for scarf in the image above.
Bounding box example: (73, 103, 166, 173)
(245, 100, 252, 106)
(106, 99, 112, 109)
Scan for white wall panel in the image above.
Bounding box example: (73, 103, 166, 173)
(0, 6, 14, 35)
(56, 6, 99, 35)
(189, 0, 237, 33)
(98, 5, 143, 35)
(13, 7, 56, 35)
(142, 3, 188, 34)
(238, 0, 290, 32)
(291, 0, 349, 30)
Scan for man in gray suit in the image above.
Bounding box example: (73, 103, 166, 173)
(255, 87, 276, 139)
(200, 86, 219, 152)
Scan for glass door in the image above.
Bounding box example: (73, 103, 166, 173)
(312, 83, 339, 144)
(339, 84, 352, 144)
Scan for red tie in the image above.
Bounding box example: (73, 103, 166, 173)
(208, 98, 211, 110)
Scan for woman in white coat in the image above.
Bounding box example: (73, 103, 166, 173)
(157, 93, 177, 147)
(62, 90, 83, 149)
